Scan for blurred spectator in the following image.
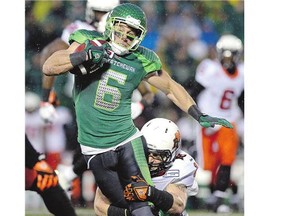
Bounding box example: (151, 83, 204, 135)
(140, 1, 160, 51)
(200, 18, 219, 46)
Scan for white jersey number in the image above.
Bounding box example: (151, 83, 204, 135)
(94, 70, 127, 111)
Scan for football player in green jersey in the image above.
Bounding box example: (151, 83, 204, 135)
(42, 3, 232, 216)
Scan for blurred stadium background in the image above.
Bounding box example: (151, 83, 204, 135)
(25, 0, 244, 215)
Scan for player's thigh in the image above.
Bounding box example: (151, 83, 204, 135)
(85, 153, 128, 208)
(117, 137, 150, 187)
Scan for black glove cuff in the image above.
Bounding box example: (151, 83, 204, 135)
(107, 205, 131, 216)
(188, 104, 203, 121)
(148, 187, 174, 212)
(42, 88, 51, 102)
(69, 51, 87, 67)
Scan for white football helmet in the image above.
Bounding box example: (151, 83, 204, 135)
(216, 34, 243, 67)
(85, 0, 120, 27)
(25, 91, 40, 113)
(141, 118, 181, 177)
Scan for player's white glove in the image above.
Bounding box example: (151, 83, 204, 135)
(39, 102, 57, 124)
(131, 102, 144, 120)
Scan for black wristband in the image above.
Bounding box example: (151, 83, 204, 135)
(69, 51, 87, 67)
(188, 104, 203, 121)
(42, 88, 51, 102)
(107, 205, 131, 216)
(148, 186, 174, 212)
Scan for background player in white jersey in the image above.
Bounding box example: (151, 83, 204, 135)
(191, 34, 244, 212)
(25, 91, 73, 170)
(94, 118, 199, 216)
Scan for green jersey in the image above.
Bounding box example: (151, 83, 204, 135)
(68, 30, 162, 149)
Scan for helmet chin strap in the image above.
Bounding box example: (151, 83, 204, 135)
(109, 41, 130, 56)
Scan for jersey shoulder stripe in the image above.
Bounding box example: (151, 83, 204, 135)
(135, 46, 162, 74)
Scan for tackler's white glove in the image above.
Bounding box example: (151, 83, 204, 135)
(39, 102, 57, 124)
(131, 102, 144, 120)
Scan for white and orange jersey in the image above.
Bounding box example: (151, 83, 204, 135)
(61, 20, 96, 44)
(25, 111, 46, 153)
(152, 149, 199, 196)
(195, 58, 244, 122)
(25, 106, 73, 154)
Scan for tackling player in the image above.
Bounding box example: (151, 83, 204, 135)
(42, 3, 232, 215)
(191, 34, 244, 212)
(94, 118, 199, 216)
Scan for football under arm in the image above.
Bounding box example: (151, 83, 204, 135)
(42, 42, 80, 76)
(164, 183, 188, 214)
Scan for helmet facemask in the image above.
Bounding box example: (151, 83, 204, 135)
(104, 3, 147, 55)
(106, 17, 146, 55)
(147, 131, 180, 177)
(148, 149, 175, 177)
(218, 49, 241, 71)
(141, 118, 181, 177)
(216, 34, 243, 71)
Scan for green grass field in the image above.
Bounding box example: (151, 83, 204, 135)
(26, 207, 244, 216)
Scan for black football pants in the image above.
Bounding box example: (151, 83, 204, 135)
(85, 136, 155, 216)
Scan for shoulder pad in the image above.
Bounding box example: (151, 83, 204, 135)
(68, 30, 104, 45)
(135, 46, 162, 74)
(169, 151, 198, 184)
